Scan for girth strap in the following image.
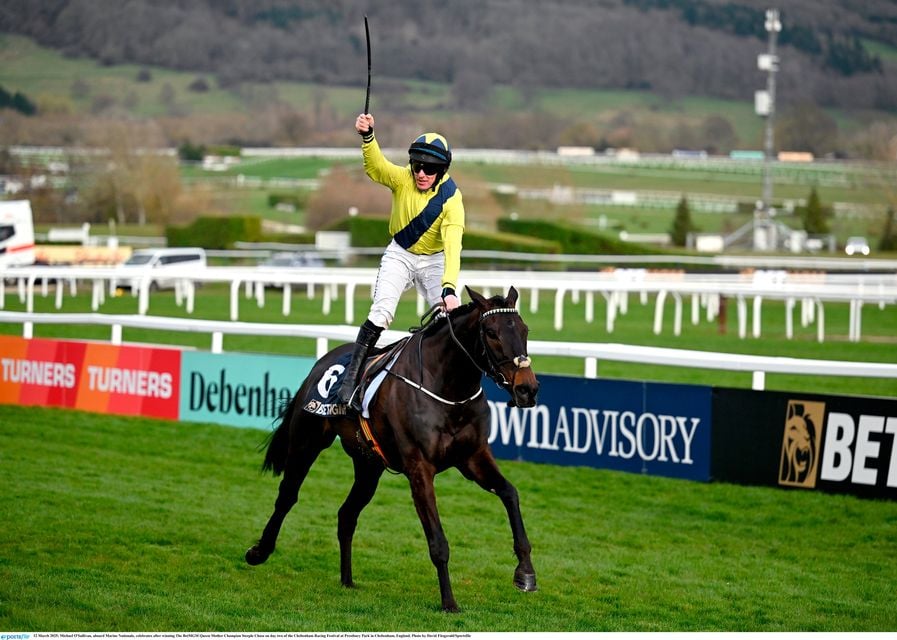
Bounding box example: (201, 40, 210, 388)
(359, 415, 391, 469)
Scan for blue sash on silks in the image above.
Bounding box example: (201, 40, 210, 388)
(393, 178, 457, 249)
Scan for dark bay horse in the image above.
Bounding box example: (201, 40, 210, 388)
(245, 286, 539, 612)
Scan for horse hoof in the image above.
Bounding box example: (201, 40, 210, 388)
(245, 545, 270, 566)
(514, 572, 537, 592)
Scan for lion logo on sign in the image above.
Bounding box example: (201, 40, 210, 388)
(779, 400, 824, 488)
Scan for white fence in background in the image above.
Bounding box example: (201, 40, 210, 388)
(2, 310, 896, 393)
(2, 265, 895, 343)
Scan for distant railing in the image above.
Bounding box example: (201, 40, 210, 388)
(1, 265, 895, 343)
(2, 310, 896, 393)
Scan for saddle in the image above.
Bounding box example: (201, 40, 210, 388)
(352, 337, 409, 413)
(301, 336, 411, 418)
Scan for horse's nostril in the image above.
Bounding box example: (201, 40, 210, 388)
(515, 385, 538, 407)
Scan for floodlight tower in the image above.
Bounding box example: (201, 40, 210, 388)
(753, 8, 781, 251)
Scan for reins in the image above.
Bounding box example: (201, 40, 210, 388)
(390, 305, 483, 406)
(395, 302, 531, 403)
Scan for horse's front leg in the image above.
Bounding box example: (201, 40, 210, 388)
(407, 459, 459, 613)
(337, 455, 384, 588)
(460, 448, 537, 592)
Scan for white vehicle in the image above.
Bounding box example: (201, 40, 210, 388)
(257, 251, 325, 288)
(844, 236, 870, 256)
(116, 247, 207, 291)
(0, 200, 36, 268)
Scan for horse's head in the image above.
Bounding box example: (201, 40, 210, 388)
(466, 285, 540, 408)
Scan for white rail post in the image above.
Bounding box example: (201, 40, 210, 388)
(211, 332, 223, 354)
(138, 280, 150, 315)
(26, 276, 35, 312)
(229, 280, 241, 321)
(653, 290, 667, 335)
(849, 299, 862, 342)
(752, 370, 766, 390)
(752, 296, 763, 338)
(322, 285, 332, 316)
(111, 324, 122, 345)
(785, 297, 794, 339)
(672, 292, 682, 336)
(604, 292, 616, 333)
(282, 284, 291, 316)
(737, 295, 747, 339)
(553, 288, 566, 331)
(584, 357, 597, 379)
(816, 300, 825, 343)
(346, 283, 358, 324)
(316, 337, 329, 359)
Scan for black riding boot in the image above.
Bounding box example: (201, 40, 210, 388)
(336, 319, 383, 405)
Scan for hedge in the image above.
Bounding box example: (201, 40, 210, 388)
(497, 218, 667, 256)
(166, 216, 263, 249)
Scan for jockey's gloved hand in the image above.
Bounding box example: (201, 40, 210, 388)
(441, 287, 460, 312)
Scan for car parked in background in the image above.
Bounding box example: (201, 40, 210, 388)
(116, 247, 207, 291)
(844, 236, 870, 256)
(257, 251, 325, 288)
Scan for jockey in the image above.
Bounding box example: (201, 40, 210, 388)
(335, 112, 466, 406)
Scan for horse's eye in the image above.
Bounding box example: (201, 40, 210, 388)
(485, 327, 498, 339)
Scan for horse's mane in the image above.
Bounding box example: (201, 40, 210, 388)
(412, 293, 508, 339)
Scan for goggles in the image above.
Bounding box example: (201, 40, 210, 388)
(411, 161, 442, 176)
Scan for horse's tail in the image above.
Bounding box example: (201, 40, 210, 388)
(260, 394, 296, 476)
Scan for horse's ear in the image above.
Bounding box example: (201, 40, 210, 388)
(507, 286, 518, 307)
(466, 285, 487, 308)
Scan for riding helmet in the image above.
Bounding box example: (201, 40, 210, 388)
(408, 133, 452, 168)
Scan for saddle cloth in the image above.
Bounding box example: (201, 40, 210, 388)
(301, 337, 409, 418)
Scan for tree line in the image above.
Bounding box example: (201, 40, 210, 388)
(0, 85, 36, 115)
(2, 0, 895, 110)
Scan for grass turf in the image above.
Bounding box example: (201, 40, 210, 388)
(1, 404, 896, 631)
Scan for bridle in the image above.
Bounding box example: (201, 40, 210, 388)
(391, 303, 531, 406)
(446, 305, 531, 394)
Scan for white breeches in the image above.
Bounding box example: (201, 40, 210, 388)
(368, 239, 445, 329)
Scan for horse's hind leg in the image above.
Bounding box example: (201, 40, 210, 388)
(460, 449, 537, 592)
(246, 445, 325, 566)
(337, 456, 384, 588)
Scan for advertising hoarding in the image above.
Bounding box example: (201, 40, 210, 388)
(485, 375, 712, 481)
